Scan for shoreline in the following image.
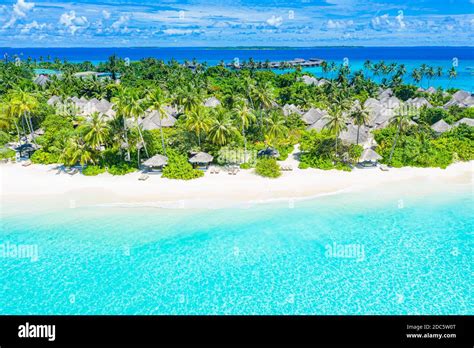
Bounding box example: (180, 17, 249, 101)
(1, 161, 472, 210)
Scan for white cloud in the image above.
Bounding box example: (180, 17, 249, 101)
(396, 10, 406, 29)
(14, 0, 34, 18)
(102, 10, 111, 20)
(326, 19, 354, 30)
(20, 20, 49, 34)
(111, 15, 129, 32)
(59, 10, 89, 35)
(371, 11, 406, 31)
(2, 0, 35, 29)
(163, 28, 201, 35)
(266, 15, 283, 27)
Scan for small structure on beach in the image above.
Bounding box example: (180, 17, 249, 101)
(139, 110, 177, 130)
(257, 147, 280, 158)
(34, 75, 50, 87)
(189, 152, 214, 168)
(142, 154, 168, 171)
(453, 118, 474, 127)
(431, 119, 451, 134)
(358, 148, 382, 167)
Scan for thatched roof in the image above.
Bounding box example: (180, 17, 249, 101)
(95, 99, 112, 113)
(283, 104, 303, 116)
(452, 90, 471, 102)
(317, 79, 328, 87)
(306, 117, 329, 131)
(377, 88, 393, 100)
(406, 97, 432, 109)
(359, 148, 382, 163)
(203, 97, 221, 108)
(339, 124, 370, 145)
(47, 96, 61, 106)
(189, 152, 213, 163)
(301, 108, 328, 125)
(379, 96, 400, 110)
(454, 118, 474, 127)
(301, 75, 318, 85)
(431, 119, 451, 133)
(364, 98, 381, 110)
(34, 75, 50, 87)
(143, 154, 168, 167)
(140, 110, 177, 130)
(425, 87, 437, 94)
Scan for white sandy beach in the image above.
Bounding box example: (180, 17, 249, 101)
(0, 160, 472, 209)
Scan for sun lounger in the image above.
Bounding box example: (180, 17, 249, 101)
(21, 160, 32, 167)
(379, 165, 389, 171)
(138, 174, 149, 181)
(67, 168, 79, 175)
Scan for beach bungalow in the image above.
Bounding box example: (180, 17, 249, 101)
(203, 97, 221, 108)
(282, 104, 303, 117)
(142, 154, 168, 172)
(301, 75, 318, 86)
(139, 110, 177, 130)
(301, 108, 327, 125)
(453, 118, 474, 127)
(431, 119, 451, 134)
(189, 152, 213, 169)
(358, 148, 382, 167)
(34, 75, 50, 87)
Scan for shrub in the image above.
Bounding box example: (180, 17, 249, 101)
(0, 147, 15, 160)
(255, 158, 281, 178)
(0, 131, 11, 146)
(82, 165, 106, 176)
(162, 152, 204, 180)
(240, 162, 253, 169)
(107, 163, 136, 175)
(30, 150, 59, 164)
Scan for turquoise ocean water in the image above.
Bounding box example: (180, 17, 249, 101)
(1, 179, 472, 315)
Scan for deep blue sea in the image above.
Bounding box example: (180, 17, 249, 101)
(2, 47, 473, 91)
(1, 179, 472, 315)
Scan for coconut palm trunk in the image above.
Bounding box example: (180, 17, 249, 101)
(159, 116, 166, 155)
(388, 121, 402, 164)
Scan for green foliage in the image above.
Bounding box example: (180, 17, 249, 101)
(162, 152, 204, 180)
(255, 157, 281, 178)
(107, 163, 136, 175)
(374, 124, 473, 168)
(0, 131, 12, 146)
(30, 149, 59, 164)
(82, 165, 106, 176)
(240, 162, 253, 169)
(394, 85, 417, 101)
(419, 108, 450, 125)
(276, 144, 294, 161)
(0, 147, 15, 160)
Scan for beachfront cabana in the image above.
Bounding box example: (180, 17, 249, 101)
(358, 148, 382, 167)
(34, 75, 50, 87)
(189, 152, 213, 169)
(301, 75, 318, 86)
(282, 104, 303, 117)
(139, 110, 177, 130)
(431, 119, 451, 134)
(142, 154, 168, 172)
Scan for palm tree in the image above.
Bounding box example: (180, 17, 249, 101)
(147, 88, 169, 155)
(111, 88, 132, 161)
(208, 108, 238, 146)
(388, 104, 414, 164)
(411, 68, 422, 86)
(323, 94, 350, 156)
(60, 136, 94, 167)
(448, 67, 457, 88)
(233, 100, 256, 161)
(185, 105, 211, 148)
(127, 91, 149, 158)
(350, 104, 370, 145)
(82, 112, 110, 150)
(7, 87, 39, 146)
(265, 110, 287, 145)
(253, 81, 275, 139)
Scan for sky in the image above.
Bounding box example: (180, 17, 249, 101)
(0, 0, 473, 47)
